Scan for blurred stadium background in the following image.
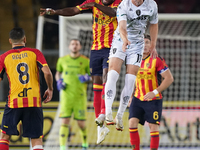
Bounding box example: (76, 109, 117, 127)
(0, 0, 200, 150)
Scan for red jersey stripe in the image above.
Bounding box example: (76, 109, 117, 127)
(33, 97, 37, 107)
(13, 98, 18, 108)
(23, 98, 28, 107)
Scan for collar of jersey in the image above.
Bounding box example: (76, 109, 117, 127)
(13, 46, 25, 49)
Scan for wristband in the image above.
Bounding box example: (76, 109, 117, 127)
(152, 89, 159, 95)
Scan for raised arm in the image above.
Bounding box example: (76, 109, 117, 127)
(41, 66, 53, 103)
(94, 4, 117, 17)
(40, 7, 81, 16)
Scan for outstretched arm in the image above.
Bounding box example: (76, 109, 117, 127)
(119, 20, 130, 52)
(40, 7, 81, 16)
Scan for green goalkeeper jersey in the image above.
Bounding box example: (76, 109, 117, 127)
(56, 54, 90, 100)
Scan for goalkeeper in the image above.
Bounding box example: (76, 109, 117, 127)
(55, 39, 91, 150)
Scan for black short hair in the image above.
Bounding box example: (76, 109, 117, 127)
(9, 27, 25, 40)
(144, 34, 151, 41)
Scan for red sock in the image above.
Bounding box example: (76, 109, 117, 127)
(129, 128, 140, 150)
(93, 84, 103, 118)
(100, 83, 105, 114)
(0, 139, 9, 150)
(150, 131, 159, 150)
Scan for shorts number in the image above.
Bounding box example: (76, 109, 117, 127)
(17, 63, 29, 84)
(136, 54, 142, 63)
(153, 111, 159, 120)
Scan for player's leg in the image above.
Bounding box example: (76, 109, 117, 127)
(0, 106, 20, 150)
(115, 64, 139, 131)
(90, 50, 104, 118)
(92, 76, 103, 118)
(77, 120, 88, 150)
(105, 57, 123, 124)
(149, 124, 159, 150)
(31, 138, 43, 150)
(129, 97, 145, 150)
(59, 94, 73, 150)
(21, 107, 44, 150)
(95, 48, 109, 127)
(116, 42, 144, 130)
(0, 133, 10, 150)
(145, 100, 163, 150)
(74, 99, 88, 150)
(59, 118, 70, 150)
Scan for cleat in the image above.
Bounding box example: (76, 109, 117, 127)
(115, 115, 124, 131)
(96, 126, 110, 144)
(105, 113, 115, 125)
(95, 114, 105, 127)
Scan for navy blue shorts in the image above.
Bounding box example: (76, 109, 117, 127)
(90, 48, 110, 76)
(1, 105, 43, 138)
(129, 97, 163, 125)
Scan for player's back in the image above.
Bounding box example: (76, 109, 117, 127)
(0, 46, 47, 108)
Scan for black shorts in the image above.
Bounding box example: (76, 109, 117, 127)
(90, 48, 109, 76)
(129, 97, 163, 125)
(1, 105, 43, 138)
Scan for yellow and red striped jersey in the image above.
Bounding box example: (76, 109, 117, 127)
(0, 46, 48, 108)
(134, 55, 168, 101)
(77, 0, 121, 50)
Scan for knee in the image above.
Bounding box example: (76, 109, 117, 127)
(0, 133, 10, 141)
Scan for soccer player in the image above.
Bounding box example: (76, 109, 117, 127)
(55, 39, 90, 150)
(0, 27, 53, 150)
(104, 0, 159, 131)
(40, 0, 121, 144)
(129, 34, 174, 150)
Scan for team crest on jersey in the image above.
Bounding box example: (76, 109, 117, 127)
(113, 48, 117, 54)
(146, 63, 150, 68)
(136, 9, 141, 16)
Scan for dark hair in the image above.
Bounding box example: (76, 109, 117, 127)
(70, 39, 82, 45)
(9, 27, 25, 40)
(144, 34, 151, 41)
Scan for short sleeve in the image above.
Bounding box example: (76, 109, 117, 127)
(56, 58, 63, 73)
(76, 0, 95, 11)
(34, 49, 48, 69)
(156, 56, 169, 74)
(116, 1, 127, 22)
(149, 1, 158, 24)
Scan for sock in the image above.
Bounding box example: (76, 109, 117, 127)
(100, 83, 106, 114)
(80, 127, 88, 148)
(117, 74, 136, 117)
(129, 128, 140, 150)
(32, 145, 43, 150)
(0, 139, 9, 150)
(150, 131, 159, 150)
(93, 83, 103, 118)
(59, 124, 69, 150)
(105, 70, 119, 115)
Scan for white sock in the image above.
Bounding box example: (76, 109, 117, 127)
(32, 145, 43, 150)
(117, 74, 136, 117)
(105, 70, 119, 115)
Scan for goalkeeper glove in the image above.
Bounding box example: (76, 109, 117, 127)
(57, 78, 66, 91)
(79, 74, 91, 83)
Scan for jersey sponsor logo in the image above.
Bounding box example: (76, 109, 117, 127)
(130, 15, 150, 21)
(136, 9, 141, 16)
(12, 53, 28, 60)
(94, 17, 115, 26)
(18, 88, 32, 97)
(137, 74, 153, 80)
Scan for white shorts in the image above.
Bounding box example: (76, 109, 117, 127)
(109, 39, 144, 67)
